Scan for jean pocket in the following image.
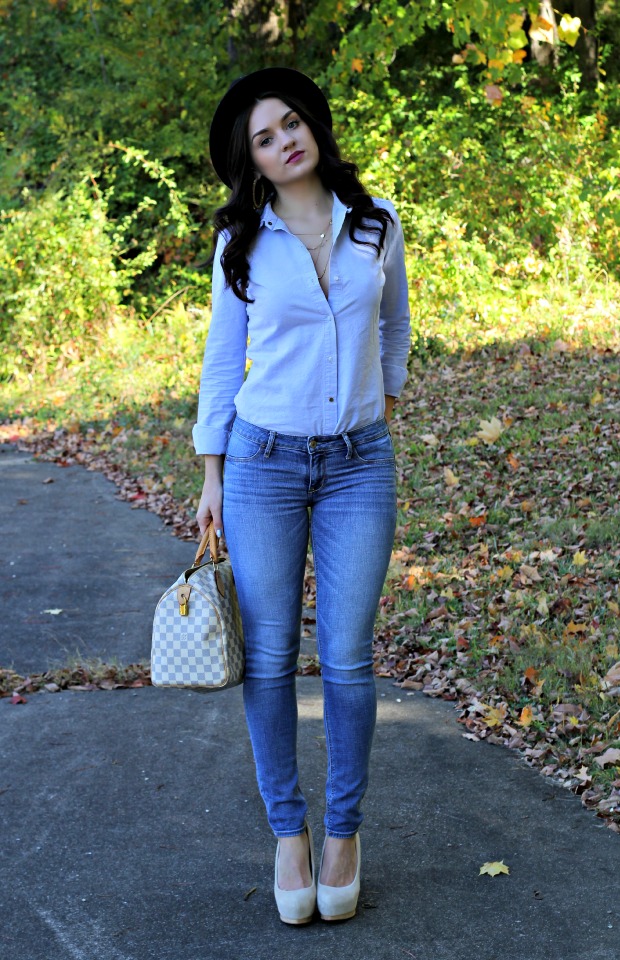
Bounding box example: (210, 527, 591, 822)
(352, 431, 395, 464)
(225, 431, 264, 462)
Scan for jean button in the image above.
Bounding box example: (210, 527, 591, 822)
(309, 439, 317, 449)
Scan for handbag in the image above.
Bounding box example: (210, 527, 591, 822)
(151, 523, 245, 690)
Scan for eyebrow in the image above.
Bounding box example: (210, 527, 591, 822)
(250, 109, 295, 143)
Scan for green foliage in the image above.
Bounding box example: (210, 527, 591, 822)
(0, 183, 119, 376)
(0, 0, 618, 378)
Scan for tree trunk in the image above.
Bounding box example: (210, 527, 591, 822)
(530, 0, 559, 70)
(573, 0, 598, 88)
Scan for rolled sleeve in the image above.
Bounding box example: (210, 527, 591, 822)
(378, 203, 411, 397)
(192, 233, 249, 455)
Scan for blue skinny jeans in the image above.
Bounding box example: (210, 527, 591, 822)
(222, 416, 397, 839)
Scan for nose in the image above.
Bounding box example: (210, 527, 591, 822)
(281, 129, 295, 150)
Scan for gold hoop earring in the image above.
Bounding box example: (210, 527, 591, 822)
(252, 176, 266, 210)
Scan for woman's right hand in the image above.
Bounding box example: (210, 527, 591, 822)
(196, 454, 224, 536)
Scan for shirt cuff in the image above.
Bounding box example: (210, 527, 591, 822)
(192, 424, 230, 456)
(381, 364, 408, 398)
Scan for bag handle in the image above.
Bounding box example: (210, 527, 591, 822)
(194, 522, 219, 566)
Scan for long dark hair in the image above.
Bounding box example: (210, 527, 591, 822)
(211, 90, 393, 303)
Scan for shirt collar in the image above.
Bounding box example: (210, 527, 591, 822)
(259, 192, 352, 236)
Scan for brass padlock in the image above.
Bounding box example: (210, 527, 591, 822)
(177, 585, 191, 616)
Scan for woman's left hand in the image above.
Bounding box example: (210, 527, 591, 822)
(384, 395, 395, 423)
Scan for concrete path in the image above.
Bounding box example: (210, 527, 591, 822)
(1, 444, 619, 960)
(0, 445, 190, 672)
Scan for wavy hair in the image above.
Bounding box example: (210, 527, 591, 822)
(210, 91, 393, 303)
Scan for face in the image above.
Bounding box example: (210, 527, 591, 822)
(248, 97, 320, 188)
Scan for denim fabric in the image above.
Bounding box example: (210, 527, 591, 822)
(222, 415, 397, 839)
(192, 193, 411, 454)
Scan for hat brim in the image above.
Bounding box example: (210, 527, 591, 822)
(209, 67, 332, 188)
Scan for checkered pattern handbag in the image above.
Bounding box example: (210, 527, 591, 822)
(151, 524, 245, 690)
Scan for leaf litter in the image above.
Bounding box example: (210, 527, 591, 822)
(2, 343, 619, 830)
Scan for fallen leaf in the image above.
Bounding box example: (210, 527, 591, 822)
(477, 417, 503, 443)
(427, 604, 449, 621)
(604, 663, 620, 685)
(10, 693, 27, 705)
(573, 551, 588, 566)
(469, 514, 487, 527)
(595, 749, 620, 769)
(483, 704, 508, 727)
(539, 549, 557, 562)
(421, 433, 439, 446)
(42, 608, 63, 615)
(518, 706, 534, 727)
(443, 467, 459, 487)
(479, 860, 510, 877)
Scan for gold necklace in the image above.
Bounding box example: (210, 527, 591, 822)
(314, 239, 332, 281)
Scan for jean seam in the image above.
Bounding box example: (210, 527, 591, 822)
(313, 538, 334, 833)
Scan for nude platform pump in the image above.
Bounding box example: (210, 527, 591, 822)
(317, 833, 361, 922)
(273, 823, 316, 925)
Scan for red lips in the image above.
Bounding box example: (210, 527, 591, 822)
(286, 151, 304, 164)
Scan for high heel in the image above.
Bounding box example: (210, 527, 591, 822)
(274, 823, 316, 925)
(317, 833, 361, 922)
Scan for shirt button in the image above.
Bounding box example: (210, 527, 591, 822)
(328, 356, 333, 362)
(328, 397, 334, 403)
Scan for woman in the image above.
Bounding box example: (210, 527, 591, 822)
(194, 67, 410, 924)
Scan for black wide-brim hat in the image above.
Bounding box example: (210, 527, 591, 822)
(209, 67, 332, 188)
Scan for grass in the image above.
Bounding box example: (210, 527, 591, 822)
(1, 273, 619, 829)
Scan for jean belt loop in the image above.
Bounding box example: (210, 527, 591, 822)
(264, 430, 276, 458)
(342, 432, 354, 460)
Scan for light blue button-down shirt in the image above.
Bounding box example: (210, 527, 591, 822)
(192, 193, 411, 454)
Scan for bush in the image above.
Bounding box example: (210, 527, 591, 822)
(0, 183, 120, 376)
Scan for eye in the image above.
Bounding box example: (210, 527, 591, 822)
(258, 136, 272, 148)
(287, 119, 300, 129)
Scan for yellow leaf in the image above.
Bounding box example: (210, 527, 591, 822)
(518, 706, 534, 727)
(479, 860, 510, 877)
(483, 703, 507, 728)
(444, 466, 459, 487)
(487, 59, 506, 71)
(573, 551, 587, 566)
(477, 416, 503, 443)
(558, 14, 581, 47)
(608, 601, 620, 616)
(351, 58, 363, 73)
(520, 500, 535, 513)
(537, 595, 549, 616)
(512, 49, 527, 63)
(421, 433, 439, 446)
(590, 390, 604, 406)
